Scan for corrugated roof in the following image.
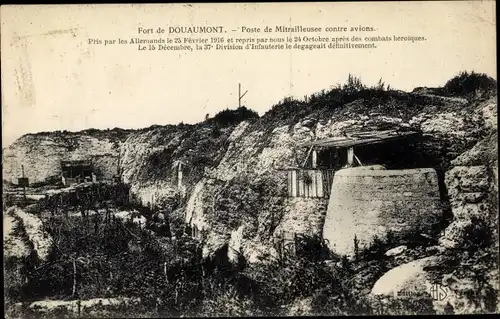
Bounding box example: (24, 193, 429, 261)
(299, 130, 420, 148)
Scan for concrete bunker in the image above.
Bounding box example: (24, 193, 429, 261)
(283, 129, 443, 256)
(322, 166, 442, 256)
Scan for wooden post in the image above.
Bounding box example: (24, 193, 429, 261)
(312, 149, 317, 168)
(347, 147, 354, 166)
(21, 165, 27, 206)
(354, 154, 363, 166)
(238, 83, 248, 108)
(296, 170, 300, 197)
(287, 170, 291, 197)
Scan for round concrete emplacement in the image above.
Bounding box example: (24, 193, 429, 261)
(322, 166, 442, 256)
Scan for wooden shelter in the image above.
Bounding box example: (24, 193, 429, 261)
(286, 129, 421, 199)
(61, 159, 94, 185)
(299, 130, 421, 168)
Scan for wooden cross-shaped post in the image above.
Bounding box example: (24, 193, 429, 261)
(238, 83, 248, 108)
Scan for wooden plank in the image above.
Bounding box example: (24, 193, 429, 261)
(311, 171, 317, 198)
(307, 171, 312, 198)
(295, 170, 300, 197)
(317, 171, 323, 198)
(293, 170, 298, 197)
(302, 172, 306, 198)
(288, 171, 292, 197)
(288, 170, 291, 197)
(301, 171, 309, 198)
(306, 171, 310, 198)
(354, 154, 363, 166)
(312, 149, 318, 168)
(298, 131, 420, 148)
(322, 170, 328, 198)
(298, 171, 304, 197)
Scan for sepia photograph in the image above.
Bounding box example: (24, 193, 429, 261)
(1, 2, 498, 317)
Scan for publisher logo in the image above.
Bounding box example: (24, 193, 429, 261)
(430, 283, 448, 301)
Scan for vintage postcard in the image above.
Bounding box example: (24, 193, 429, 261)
(1, 2, 498, 317)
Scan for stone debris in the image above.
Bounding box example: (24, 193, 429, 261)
(385, 245, 407, 257)
(16, 297, 140, 313)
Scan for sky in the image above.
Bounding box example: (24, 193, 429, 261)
(1, 2, 497, 147)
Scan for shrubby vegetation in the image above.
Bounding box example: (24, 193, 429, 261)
(140, 119, 238, 186)
(208, 106, 260, 127)
(264, 71, 496, 129)
(6, 205, 440, 318)
(444, 215, 499, 313)
(443, 71, 497, 99)
(24, 127, 133, 145)
(263, 73, 448, 127)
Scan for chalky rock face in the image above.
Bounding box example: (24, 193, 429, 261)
(323, 166, 442, 256)
(439, 165, 493, 248)
(3, 134, 121, 184)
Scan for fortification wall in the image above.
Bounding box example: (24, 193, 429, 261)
(323, 166, 442, 256)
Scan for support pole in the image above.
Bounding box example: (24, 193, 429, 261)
(347, 147, 354, 166)
(354, 154, 363, 166)
(312, 149, 318, 169)
(21, 165, 27, 206)
(302, 146, 314, 168)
